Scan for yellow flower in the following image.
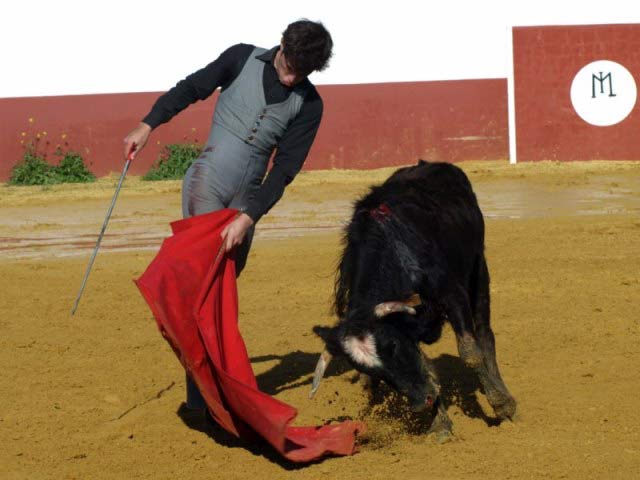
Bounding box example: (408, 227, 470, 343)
(156, 140, 161, 145)
(42, 131, 47, 136)
(36, 133, 41, 139)
(21, 132, 26, 136)
(28, 117, 34, 123)
(191, 127, 197, 132)
(61, 133, 67, 140)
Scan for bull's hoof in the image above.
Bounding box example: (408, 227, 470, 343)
(507, 410, 522, 423)
(433, 428, 455, 444)
(427, 419, 454, 443)
(427, 404, 454, 442)
(492, 395, 517, 421)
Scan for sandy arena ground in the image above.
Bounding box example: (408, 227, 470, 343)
(1, 161, 639, 479)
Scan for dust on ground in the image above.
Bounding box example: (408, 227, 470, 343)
(1, 161, 639, 479)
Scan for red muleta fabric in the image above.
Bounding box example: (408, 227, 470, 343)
(135, 208, 364, 462)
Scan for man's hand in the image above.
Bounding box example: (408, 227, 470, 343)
(221, 213, 255, 252)
(123, 122, 152, 160)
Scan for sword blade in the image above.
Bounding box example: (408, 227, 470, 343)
(70, 158, 132, 316)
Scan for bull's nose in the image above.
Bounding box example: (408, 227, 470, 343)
(409, 393, 439, 412)
(425, 394, 435, 408)
(410, 394, 437, 413)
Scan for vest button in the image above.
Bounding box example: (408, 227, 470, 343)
(251, 127, 258, 133)
(247, 135, 254, 141)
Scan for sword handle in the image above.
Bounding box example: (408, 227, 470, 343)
(127, 145, 137, 161)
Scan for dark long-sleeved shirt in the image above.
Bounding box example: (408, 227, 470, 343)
(142, 44, 323, 223)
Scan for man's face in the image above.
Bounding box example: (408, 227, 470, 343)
(274, 48, 305, 87)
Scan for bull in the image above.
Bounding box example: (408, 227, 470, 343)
(310, 160, 516, 436)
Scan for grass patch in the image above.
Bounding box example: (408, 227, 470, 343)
(8, 151, 95, 186)
(142, 143, 202, 181)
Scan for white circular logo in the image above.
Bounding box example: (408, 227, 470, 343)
(570, 60, 637, 126)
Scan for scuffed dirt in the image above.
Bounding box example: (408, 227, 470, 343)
(1, 161, 639, 479)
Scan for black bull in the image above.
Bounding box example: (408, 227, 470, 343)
(311, 160, 516, 435)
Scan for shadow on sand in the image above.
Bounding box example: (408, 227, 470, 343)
(176, 350, 501, 467)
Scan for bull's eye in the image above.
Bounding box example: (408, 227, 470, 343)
(380, 339, 398, 357)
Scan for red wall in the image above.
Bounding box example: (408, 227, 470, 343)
(513, 24, 640, 161)
(0, 80, 508, 181)
(313, 81, 508, 169)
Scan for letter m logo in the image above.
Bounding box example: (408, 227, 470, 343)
(592, 71, 617, 98)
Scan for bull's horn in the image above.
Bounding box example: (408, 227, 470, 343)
(374, 302, 417, 317)
(374, 293, 422, 318)
(309, 349, 333, 399)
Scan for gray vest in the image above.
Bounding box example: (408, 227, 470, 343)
(210, 47, 306, 154)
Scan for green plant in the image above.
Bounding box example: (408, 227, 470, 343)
(142, 143, 202, 181)
(9, 118, 97, 185)
(8, 118, 97, 186)
(8, 151, 57, 185)
(9, 150, 97, 186)
(53, 151, 96, 183)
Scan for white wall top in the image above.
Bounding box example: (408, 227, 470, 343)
(2, 0, 639, 97)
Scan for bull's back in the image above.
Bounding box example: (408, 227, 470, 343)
(353, 160, 482, 231)
(386, 161, 475, 200)
(337, 160, 484, 313)
(383, 161, 484, 273)
(352, 160, 483, 267)
(384, 160, 481, 224)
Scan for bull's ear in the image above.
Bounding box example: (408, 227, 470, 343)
(312, 325, 345, 356)
(418, 159, 428, 165)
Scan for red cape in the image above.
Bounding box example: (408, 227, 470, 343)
(135, 209, 364, 462)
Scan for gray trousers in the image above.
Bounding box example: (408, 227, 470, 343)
(182, 137, 268, 410)
(182, 157, 255, 274)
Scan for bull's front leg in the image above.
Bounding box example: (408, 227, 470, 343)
(442, 288, 484, 368)
(358, 373, 384, 405)
(422, 353, 453, 441)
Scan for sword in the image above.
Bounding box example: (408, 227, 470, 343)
(71, 144, 136, 316)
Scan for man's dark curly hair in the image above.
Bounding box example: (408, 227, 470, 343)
(281, 19, 333, 77)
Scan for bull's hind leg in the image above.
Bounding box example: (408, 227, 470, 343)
(471, 259, 517, 420)
(474, 324, 517, 420)
(444, 284, 516, 421)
